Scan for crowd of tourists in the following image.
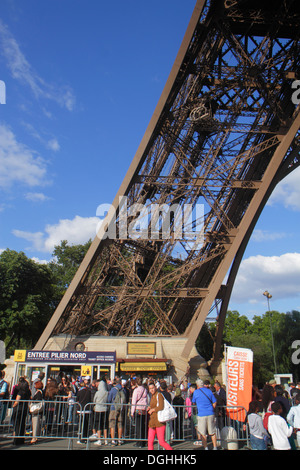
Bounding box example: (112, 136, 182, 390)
(246, 380, 300, 450)
(1, 369, 227, 449)
(1, 368, 300, 450)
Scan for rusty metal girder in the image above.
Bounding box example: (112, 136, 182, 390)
(35, 0, 300, 359)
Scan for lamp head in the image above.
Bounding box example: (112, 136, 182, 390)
(263, 290, 272, 299)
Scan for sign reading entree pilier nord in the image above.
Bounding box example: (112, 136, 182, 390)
(14, 349, 116, 364)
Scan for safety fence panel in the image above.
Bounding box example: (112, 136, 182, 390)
(82, 403, 249, 449)
(0, 399, 82, 449)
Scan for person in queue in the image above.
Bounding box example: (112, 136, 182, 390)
(147, 382, 173, 451)
(131, 377, 148, 447)
(192, 378, 218, 450)
(29, 378, 44, 445)
(76, 376, 92, 444)
(12, 377, 31, 446)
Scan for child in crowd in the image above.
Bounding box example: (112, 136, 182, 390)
(268, 402, 293, 450)
(247, 400, 268, 450)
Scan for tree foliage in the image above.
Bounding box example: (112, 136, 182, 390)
(48, 239, 92, 303)
(0, 241, 91, 357)
(0, 249, 55, 355)
(198, 309, 300, 384)
(273, 310, 300, 380)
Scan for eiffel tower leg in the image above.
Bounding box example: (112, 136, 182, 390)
(34, 2, 300, 366)
(183, 108, 300, 360)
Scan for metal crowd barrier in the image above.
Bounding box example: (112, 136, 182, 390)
(0, 398, 82, 449)
(0, 399, 249, 450)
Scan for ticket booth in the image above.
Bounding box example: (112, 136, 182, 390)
(116, 341, 171, 382)
(13, 349, 116, 386)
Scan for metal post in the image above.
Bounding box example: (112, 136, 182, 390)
(263, 291, 277, 374)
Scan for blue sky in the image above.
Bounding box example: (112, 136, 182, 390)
(0, 0, 300, 320)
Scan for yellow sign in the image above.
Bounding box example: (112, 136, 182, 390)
(127, 342, 156, 355)
(81, 365, 92, 377)
(120, 362, 166, 372)
(14, 350, 26, 362)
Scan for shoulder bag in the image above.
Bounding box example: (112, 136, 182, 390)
(29, 401, 44, 415)
(157, 393, 177, 423)
(29, 390, 44, 415)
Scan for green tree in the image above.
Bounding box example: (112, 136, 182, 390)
(218, 309, 299, 384)
(273, 310, 300, 381)
(223, 310, 252, 344)
(227, 332, 274, 385)
(210, 310, 282, 384)
(251, 310, 284, 344)
(48, 239, 92, 304)
(0, 249, 55, 355)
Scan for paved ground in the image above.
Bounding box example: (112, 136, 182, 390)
(0, 437, 226, 451)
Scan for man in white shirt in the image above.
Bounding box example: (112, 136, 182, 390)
(287, 394, 300, 448)
(268, 402, 293, 450)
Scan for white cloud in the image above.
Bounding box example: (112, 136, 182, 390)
(0, 19, 75, 111)
(47, 138, 60, 152)
(268, 166, 300, 211)
(12, 230, 45, 252)
(24, 192, 50, 202)
(13, 215, 98, 253)
(0, 124, 47, 189)
(31, 257, 49, 265)
(252, 229, 287, 242)
(231, 252, 300, 304)
(21, 122, 61, 152)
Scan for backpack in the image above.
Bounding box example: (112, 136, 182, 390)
(0, 379, 9, 399)
(263, 412, 272, 431)
(114, 388, 126, 412)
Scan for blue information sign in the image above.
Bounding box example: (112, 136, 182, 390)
(25, 350, 116, 364)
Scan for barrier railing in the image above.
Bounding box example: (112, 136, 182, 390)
(0, 399, 249, 450)
(0, 398, 82, 449)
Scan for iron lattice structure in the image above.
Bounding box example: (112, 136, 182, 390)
(36, 0, 300, 361)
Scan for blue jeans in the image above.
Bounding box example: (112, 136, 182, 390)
(250, 434, 267, 450)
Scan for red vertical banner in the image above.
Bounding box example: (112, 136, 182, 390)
(226, 346, 253, 421)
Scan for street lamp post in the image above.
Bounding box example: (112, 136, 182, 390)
(263, 290, 277, 374)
